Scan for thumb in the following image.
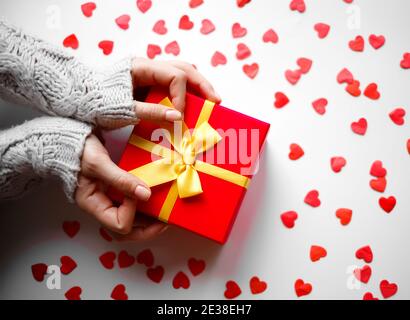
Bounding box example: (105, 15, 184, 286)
(134, 101, 182, 122)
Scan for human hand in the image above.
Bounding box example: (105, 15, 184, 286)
(75, 134, 168, 241)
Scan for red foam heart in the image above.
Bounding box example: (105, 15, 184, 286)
(369, 34, 385, 49)
(147, 266, 164, 283)
(99, 227, 112, 242)
(179, 15, 194, 30)
(165, 41, 180, 56)
(65, 286, 82, 300)
(147, 44, 162, 59)
(236, 43, 251, 60)
(172, 271, 190, 289)
(153, 20, 167, 35)
(262, 29, 279, 44)
(118, 250, 135, 268)
(356, 245, 373, 263)
(364, 83, 380, 100)
(289, 143, 304, 160)
(290, 0, 306, 13)
(346, 80, 361, 97)
(400, 53, 410, 69)
(280, 211, 298, 228)
(99, 251, 116, 269)
(389, 107, 406, 126)
(189, 0, 204, 8)
(137, 249, 154, 267)
(115, 14, 130, 30)
(337, 68, 354, 84)
(379, 196, 396, 213)
(98, 40, 114, 55)
(250, 276, 267, 294)
(304, 190, 321, 207)
(407, 138, 410, 154)
(294, 279, 312, 297)
(344, 0, 354, 3)
(31, 263, 48, 282)
(380, 280, 398, 299)
(314, 23, 330, 39)
(224, 281, 242, 299)
(312, 98, 328, 115)
(331, 156, 347, 173)
(136, 0, 152, 13)
(351, 118, 367, 135)
(363, 292, 378, 300)
(274, 92, 289, 109)
(188, 258, 206, 276)
(232, 22, 247, 38)
(285, 69, 302, 85)
(60, 256, 77, 275)
(111, 284, 128, 300)
(243, 63, 259, 79)
(200, 19, 215, 35)
(349, 35, 364, 52)
(63, 34, 79, 50)
(370, 160, 387, 178)
(370, 177, 387, 193)
(336, 208, 352, 226)
(354, 265, 372, 283)
(81, 2, 96, 17)
(62, 221, 80, 238)
(297, 57, 312, 74)
(310, 245, 327, 262)
(237, 0, 251, 7)
(211, 51, 227, 67)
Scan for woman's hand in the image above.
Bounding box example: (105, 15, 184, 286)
(75, 134, 168, 241)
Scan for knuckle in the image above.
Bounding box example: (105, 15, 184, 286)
(174, 70, 187, 83)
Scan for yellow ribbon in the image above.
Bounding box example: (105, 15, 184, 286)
(127, 97, 250, 222)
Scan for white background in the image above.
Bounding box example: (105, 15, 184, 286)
(0, 0, 409, 299)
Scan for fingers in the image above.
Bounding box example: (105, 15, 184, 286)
(134, 101, 182, 122)
(111, 221, 169, 242)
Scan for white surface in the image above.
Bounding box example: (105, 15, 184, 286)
(0, 0, 409, 300)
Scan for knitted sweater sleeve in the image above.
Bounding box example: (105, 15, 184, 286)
(0, 117, 92, 202)
(0, 20, 137, 128)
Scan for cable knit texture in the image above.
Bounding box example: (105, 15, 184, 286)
(0, 117, 92, 202)
(0, 20, 137, 128)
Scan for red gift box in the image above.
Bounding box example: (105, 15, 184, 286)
(113, 88, 269, 244)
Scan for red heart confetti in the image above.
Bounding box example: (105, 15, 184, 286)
(310, 245, 327, 262)
(147, 266, 164, 283)
(111, 284, 128, 300)
(294, 279, 312, 297)
(407, 139, 410, 154)
(136, 0, 152, 14)
(330, 156, 347, 173)
(99, 251, 116, 269)
(200, 19, 215, 35)
(351, 118, 367, 135)
(99, 227, 112, 242)
(172, 271, 190, 289)
(369, 34, 385, 49)
(62, 220, 80, 238)
(335, 208, 352, 226)
(379, 196, 396, 213)
(297, 57, 312, 74)
(337, 68, 354, 84)
(370, 177, 387, 193)
(400, 53, 410, 69)
(60, 256, 77, 275)
(370, 160, 387, 178)
(31, 263, 48, 282)
(289, 143, 304, 160)
(290, 0, 306, 13)
(349, 35, 365, 52)
(354, 265, 372, 283)
(98, 40, 114, 55)
(189, 0, 204, 8)
(285, 69, 302, 85)
(280, 211, 298, 229)
(115, 14, 130, 30)
(118, 250, 135, 268)
(356, 245, 373, 263)
(250, 276, 267, 294)
(211, 51, 227, 67)
(224, 280, 242, 299)
(314, 23, 330, 39)
(179, 15, 194, 30)
(165, 41, 180, 56)
(65, 286, 82, 300)
(363, 292, 379, 300)
(236, 43, 251, 60)
(364, 83, 380, 100)
(304, 190, 321, 207)
(147, 44, 162, 59)
(188, 258, 206, 276)
(274, 92, 289, 109)
(137, 249, 154, 267)
(81, 2, 96, 18)
(237, 0, 251, 7)
(389, 107, 406, 126)
(346, 80, 361, 97)
(232, 22, 247, 38)
(312, 98, 328, 115)
(243, 63, 259, 79)
(380, 280, 398, 299)
(153, 20, 167, 35)
(262, 28, 279, 44)
(63, 34, 79, 50)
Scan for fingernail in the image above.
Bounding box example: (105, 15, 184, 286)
(165, 109, 182, 121)
(135, 185, 151, 201)
(159, 225, 169, 234)
(215, 92, 222, 102)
